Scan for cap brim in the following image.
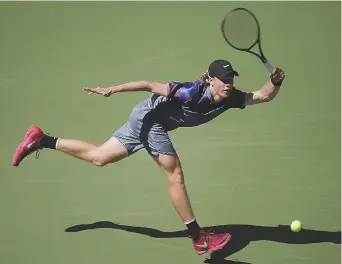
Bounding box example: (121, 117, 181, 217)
(223, 70, 239, 77)
(232, 70, 239, 77)
(218, 71, 239, 84)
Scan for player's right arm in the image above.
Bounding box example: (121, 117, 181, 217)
(83, 81, 168, 97)
(244, 67, 285, 105)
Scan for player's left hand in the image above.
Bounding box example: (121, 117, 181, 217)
(83, 87, 113, 97)
(270, 67, 285, 87)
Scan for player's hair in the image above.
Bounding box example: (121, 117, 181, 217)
(199, 70, 210, 85)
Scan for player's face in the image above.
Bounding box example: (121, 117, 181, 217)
(210, 76, 234, 103)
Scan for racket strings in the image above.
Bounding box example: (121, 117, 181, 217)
(222, 10, 259, 50)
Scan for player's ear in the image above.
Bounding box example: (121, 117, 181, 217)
(208, 75, 214, 85)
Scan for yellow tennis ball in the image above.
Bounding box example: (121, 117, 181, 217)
(291, 220, 302, 232)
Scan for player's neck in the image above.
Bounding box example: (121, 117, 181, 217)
(209, 84, 215, 102)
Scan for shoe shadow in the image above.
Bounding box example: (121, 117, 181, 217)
(204, 259, 251, 264)
(65, 221, 341, 263)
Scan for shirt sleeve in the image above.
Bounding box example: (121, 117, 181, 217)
(166, 81, 182, 98)
(225, 88, 247, 109)
(166, 81, 199, 103)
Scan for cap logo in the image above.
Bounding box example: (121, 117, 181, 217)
(223, 64, 230, 68)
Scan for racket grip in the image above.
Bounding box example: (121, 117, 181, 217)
(263, 60, 274, 73)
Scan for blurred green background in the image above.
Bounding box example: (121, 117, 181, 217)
(0, 2, 340, 264)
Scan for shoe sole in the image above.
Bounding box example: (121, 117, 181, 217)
(196, 249, 208, 255)
(12, 141, 25, 166)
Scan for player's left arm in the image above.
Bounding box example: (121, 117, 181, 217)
(244, 67, 285, 106)
(83, 81, 168, 97)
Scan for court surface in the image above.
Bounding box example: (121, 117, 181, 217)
(0, 2, 340, 264)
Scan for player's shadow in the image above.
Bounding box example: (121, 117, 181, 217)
(65, 222, 340, 263)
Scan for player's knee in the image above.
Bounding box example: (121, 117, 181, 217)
(92, 159, 108, 167)
(157, 153, 185, 185)
(91, 154, 110, 167)
(88, 140, 128, 167)
(169, 167, 184, 185)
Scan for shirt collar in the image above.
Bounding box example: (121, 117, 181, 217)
(205, 84, 214, 102)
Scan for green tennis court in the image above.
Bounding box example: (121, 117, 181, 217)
(0, 2, 340, 264)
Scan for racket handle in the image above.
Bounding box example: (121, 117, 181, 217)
(263, 60, 274, 73)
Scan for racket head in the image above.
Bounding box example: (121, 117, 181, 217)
(221, 7, 261, 52)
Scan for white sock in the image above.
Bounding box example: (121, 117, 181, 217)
(55, 138, 61, 149)
(184, 218, 196, 225)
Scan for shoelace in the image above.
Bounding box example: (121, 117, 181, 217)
(34, 132, 51, 160)
(24, 146, 41, 160)
(206, 229, 216, 235)
(35, 149, 40, 159)
(203, 229, 216, 242)
(189, 229, 217, 240)
(27, 132, 50, 161)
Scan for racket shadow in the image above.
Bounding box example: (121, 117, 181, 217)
(65, 222, 341, 263)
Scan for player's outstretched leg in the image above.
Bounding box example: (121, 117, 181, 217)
(12, 125, 128, 167)
(154, 153, 231, 255)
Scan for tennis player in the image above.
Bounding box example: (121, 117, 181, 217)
(12, 59, 285, 255)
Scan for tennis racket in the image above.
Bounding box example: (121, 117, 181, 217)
(221, 7, 273, 73)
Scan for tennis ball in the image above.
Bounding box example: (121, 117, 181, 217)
(291, 220, 302, 232)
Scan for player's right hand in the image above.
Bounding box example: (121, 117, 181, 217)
(270, 67, 285, 87)
(83, 87, 113, 97)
